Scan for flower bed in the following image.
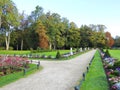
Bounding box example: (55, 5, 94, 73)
(101, 50, 120, 90)
(0, 56, 29, 76)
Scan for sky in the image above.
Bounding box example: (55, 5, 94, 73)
(12, 0, 120, 38)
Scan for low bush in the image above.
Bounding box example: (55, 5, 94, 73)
(104, 49, 111, 57)
(114, 61, 120, 68)
(56, 51, 61, 59)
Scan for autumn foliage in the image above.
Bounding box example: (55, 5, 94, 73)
(105, 31, 114, 47)
(36, 20, 49, 49)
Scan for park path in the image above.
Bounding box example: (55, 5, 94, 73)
(0, 50, 96, 90)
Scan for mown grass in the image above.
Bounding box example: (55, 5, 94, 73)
(0, 50, 75, 57)
(80, 51, 109, 90)
(59, 50, 89, 60)
(0, 50, 30, 55)
(0, 64, 43, 87)
(109, 50, 120, 60)
(32, 50, 75, 56)
(32, 50, 90, 61)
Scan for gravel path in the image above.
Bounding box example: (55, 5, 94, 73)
(0, 50, 96, 90)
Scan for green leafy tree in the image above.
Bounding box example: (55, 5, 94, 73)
(22, 5, 44, 50)
(45, 12, 61, 49)
(67, 22, 80, 48)
(19, 11, 29, 50)
(80, 25, 92, 48)
(113, 36, 120, 47)
(0, 0, 19, 50)
(30, 5, 43, 23)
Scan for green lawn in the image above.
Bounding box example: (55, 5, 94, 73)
(109, 50, 120, 60)
(0, 50, 75, 57)
(0, 50, 30, 55)
(80, 51, 109, 90)
(0, 50, 90, 60)
(32, 50, 74, 56)
(0, 64, 43, 87)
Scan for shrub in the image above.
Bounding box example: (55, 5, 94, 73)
(104, 49, 111, 57)
(112, 70, 119, 76)
(56, 51, 61, 59)
(107, 65, 114, 69)
(37, 47, 41, 52)
(100, 48, 104, 53)
(114, 61, 120, 67)
(76, 48, 79, 52)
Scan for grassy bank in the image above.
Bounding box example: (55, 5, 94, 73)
(80, 51, 109, 90)
(0, 64, 43, 87)
(109, 50, 120, 60)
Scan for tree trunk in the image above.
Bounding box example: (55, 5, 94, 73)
(5, 32, 10, 50)
(16, 44, 18, 50)
(49, 42, 52, 50)
(0, 16, 1, 28)
(21, 39, 23, 50)
(53, 43, 56, 50)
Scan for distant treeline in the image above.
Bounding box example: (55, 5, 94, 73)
(0, 0, 117, 50)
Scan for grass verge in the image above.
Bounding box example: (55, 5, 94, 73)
(80, 51, 109, 90)
(0, 64, 43, 87)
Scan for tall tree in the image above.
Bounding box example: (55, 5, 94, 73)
(0, 0, 19, 50)
(55, 18, 69, 49)
(67, 22, 80, 48)
(23, 5, 44, 50)
(80, 25, 92, 48)
(36, 20, 49, 49)
(45, 12, 61, 49)
(113, 36, 120, 47)
(105, 31, 114, 48)
(30, 5, 43, 23)
(60, 17, 69, 49)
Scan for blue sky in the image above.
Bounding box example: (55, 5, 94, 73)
(12, 0, 120, 37)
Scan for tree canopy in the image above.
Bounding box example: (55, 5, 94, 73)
(0, 0, 116, 50)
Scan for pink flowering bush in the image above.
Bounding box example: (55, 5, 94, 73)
(0, 56, 29, 75)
